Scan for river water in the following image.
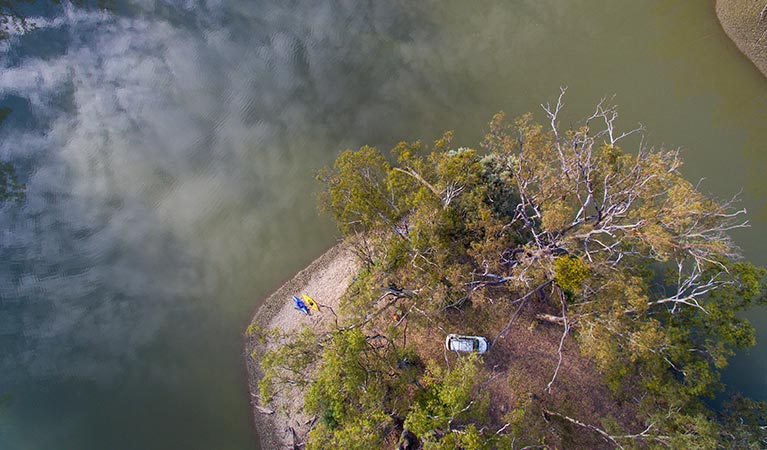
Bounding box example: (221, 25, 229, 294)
(0, 1, 765, 449)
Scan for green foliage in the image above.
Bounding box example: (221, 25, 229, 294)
(648, 410, 720, 449)
(319, 136, 505, 310)
(304, 329, 374, 419)
(317, 146, 399, 236)
(574, 258, 766, 419)
(307, 410, 391, 450)
(478, 110, 767, 445)
(405, 354, 488, 445)
(338, 260, 385, 322)
(553, 256, 590, 294)
(650, 261, 767, 400)
(719, 394, 767, 449)
(297, 329, 499, 448)
(306, 105, 767, 447)
(258, 328, 323, 402)
(244, 321, 263, 338)
(303, 328, 410, 448)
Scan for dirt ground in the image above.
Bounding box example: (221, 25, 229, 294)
(394, 293, 643, 449)
(716, 0, 767, 78)
(244, 242, 645, 449)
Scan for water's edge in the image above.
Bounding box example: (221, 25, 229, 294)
(243, 242, 356, 449)
(241, 5, 767, 445)
(716, 0, 767, 78)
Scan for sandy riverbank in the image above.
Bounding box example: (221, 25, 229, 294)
(243, 242, 360, 450)
(716, 0, 767, 78)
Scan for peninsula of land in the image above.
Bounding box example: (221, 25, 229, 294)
(242, 101, 767, 448)
(241, 19, 767, 443)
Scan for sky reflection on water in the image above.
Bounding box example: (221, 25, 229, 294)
(1, 1, 766, 449)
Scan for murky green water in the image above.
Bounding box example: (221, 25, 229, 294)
(0, 1, 764, 448)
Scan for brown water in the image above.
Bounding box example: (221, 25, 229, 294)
(0, 1, 764, 448)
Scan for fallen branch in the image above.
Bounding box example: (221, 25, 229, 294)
(342, 289, 411, 331)
(492, 297, 529, 347)
(535, 313, 565, 325)
(546, 289, 570, 393)
(288, 426, 303, 450)
(543, 408, 661, 449)
(254, 405, 275, 415)
(318, 302, 339, 328)
(493, 281, 551, 347)
(543, 408, 625, 450)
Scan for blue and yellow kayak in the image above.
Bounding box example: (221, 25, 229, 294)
(292, 295, 310, 315)
(301, 293, 320, 311)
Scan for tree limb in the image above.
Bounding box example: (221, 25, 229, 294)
(492, 281, 551, 347)
(545, 289, 570, 393)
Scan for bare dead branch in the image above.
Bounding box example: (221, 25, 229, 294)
(546, 289, 570, 393)
(493, 281, 551, 347)
(535, 313, 566, 325)
(543, 408, 667, 448)
(342, 289, 412, 331)
(543, 408, 625, 449)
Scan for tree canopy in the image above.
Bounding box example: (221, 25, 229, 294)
(257, 95, 767, 449)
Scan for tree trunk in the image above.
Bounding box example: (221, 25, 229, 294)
(535, 313, 566, 325)
(396, 429, 421, 450)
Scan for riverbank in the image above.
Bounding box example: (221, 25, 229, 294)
(243, 242, 360, 450)
(716, 0, 767, 78)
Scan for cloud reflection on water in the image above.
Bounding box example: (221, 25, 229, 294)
(0, 2, 584, 447)
(0, 0, 468, 383)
